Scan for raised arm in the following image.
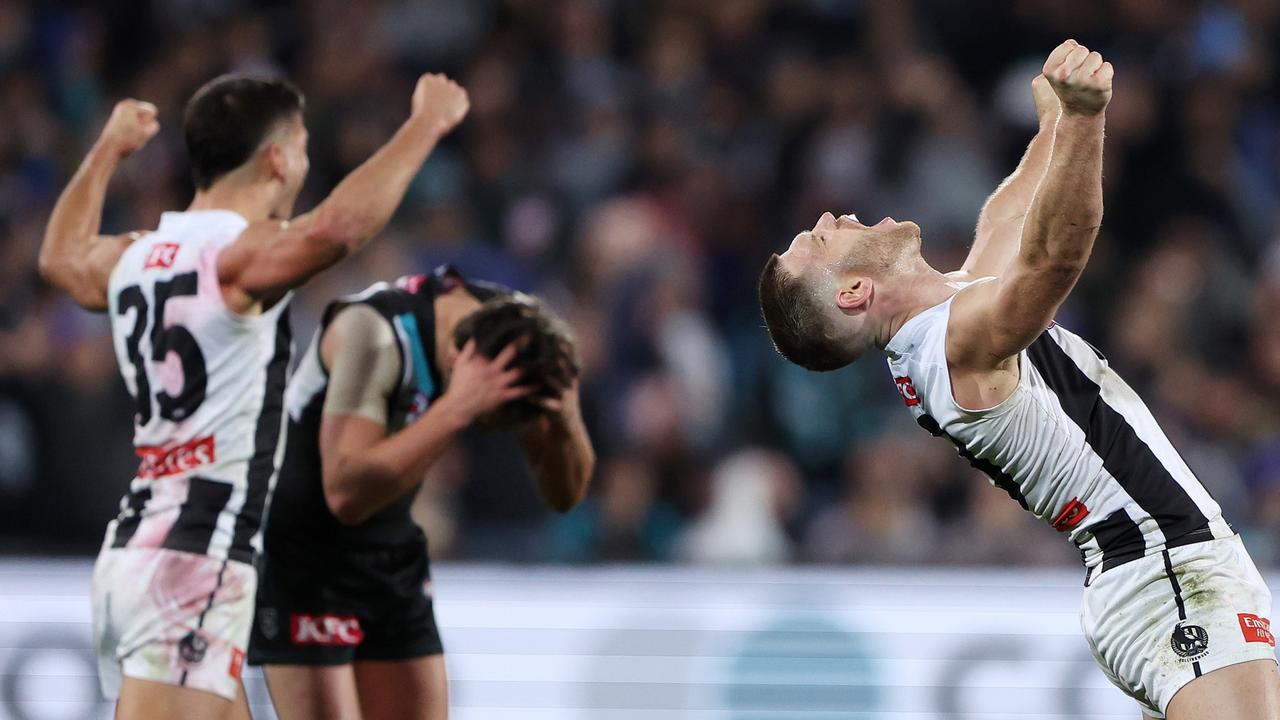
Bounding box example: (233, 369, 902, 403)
(958, 75, 1060, 280)
(518, 378, 595, 513)
(38, 100, 159, 311)
(217, 74, 470, 311)
(320, 307, 529, 526)
(950, 40, 1112, 369)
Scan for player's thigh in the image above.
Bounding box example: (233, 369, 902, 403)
(115, 676, 233, 720)
(263, 663, 364, 720)
(1165, 659, 1280, 720)
(354, 654, 448, 720)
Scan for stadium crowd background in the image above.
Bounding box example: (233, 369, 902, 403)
(1, 0, 1278, 569)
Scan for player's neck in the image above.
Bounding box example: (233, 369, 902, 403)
(188, 180, 280, 222)
(874, 263, 957, 350)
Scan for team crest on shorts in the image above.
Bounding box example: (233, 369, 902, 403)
(259, 607, 279, 639)
(1170, 623, 1210, 662)
(179, 631, 208, 664)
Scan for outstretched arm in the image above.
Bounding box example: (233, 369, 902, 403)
(959, 76, 1060, 280)
(39, 100, 159, 311)
(217, 74, 470, 311)
(320, 306, 529, 526)
(518, 380, 595, 513)
(949, 39, 1112, 369)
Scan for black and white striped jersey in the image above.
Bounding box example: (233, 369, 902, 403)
(885, 287, 1233, 571)
(104, 210, 293, 565)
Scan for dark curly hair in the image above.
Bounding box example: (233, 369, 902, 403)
(453, 293, 580, 427)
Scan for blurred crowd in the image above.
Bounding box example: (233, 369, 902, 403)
(2, 0, 1279, 569)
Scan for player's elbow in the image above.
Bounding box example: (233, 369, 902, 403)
(324, 488, 368, 527)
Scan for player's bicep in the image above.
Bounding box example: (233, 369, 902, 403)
(948, 265, 1076, 368)
(317, 306, 401, 478)
(217, 211, 345, 302)
(63, 233, 136, 312)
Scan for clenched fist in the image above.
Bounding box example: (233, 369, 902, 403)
(411, 73, 470, 135)
(1043, 40, 1113, 116)
(99, 99, 160, 159)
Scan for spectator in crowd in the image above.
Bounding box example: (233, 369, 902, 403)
(2, 0, 1279, 568)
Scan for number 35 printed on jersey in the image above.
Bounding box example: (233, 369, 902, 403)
(116, 272, 208, 424)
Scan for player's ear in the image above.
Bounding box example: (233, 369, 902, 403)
(836, 277, 872, 314)
(263, 142, 288, 183)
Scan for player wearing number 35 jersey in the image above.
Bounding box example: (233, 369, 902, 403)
(759, 41, 1279, 719)
(38, 73, 470, 720)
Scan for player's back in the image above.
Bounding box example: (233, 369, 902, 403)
(105, 209, 293, 564)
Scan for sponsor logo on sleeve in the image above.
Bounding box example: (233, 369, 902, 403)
(1239, 614, 1276, 646)
(143, 242, 181, 270)
(290, 613, 365, 647)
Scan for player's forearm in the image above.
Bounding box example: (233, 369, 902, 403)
(39, 141, 120, 288)
(1018, 113, 1104, 271)
(310, 114, 447, 255)
(522, 411, 594, 513)
(982, 123, 1056, 224)
(963, 123, 1056, 278)
(325, 395, 471, 526)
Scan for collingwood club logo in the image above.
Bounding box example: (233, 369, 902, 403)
(179, 631, 208, 664)
(1170, 623, 1209, 662)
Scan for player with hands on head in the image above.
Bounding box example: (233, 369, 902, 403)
(250, 265, 594, 720)
(38, 71, 469, 720)
(759, 40, 1279, 720)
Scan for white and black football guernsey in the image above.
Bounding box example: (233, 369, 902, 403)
(267, 265, 507, 549)
(104, 210, 293, 564)
(886, 284, 1234, 572)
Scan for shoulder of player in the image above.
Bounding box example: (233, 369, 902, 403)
(324, 304, 399, 358)
(944, 279, 1007, 371)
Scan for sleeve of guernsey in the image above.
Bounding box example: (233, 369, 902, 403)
(323, 304, 402, 425)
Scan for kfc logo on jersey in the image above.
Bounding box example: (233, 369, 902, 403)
(143, 242, 180, 270)
(894, 376, 920, 407)
(136, 436, 216, 479)
(291, 613, 365, 646)
(1239, 614, 1276, 646)
(1051, 497, 1090, 532)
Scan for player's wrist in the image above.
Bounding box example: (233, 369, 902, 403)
(89, 137, 129, 164)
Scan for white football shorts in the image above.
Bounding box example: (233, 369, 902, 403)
(91, 546, 256, 702)
(1081, 534, 1277, 717)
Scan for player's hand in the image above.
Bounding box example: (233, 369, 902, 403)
(98, 100, 160, 159)
(411, 73, 470, 134)
(1031, 74, 1060, 128)
(1042, 40, 1112, 116)
(441, 339, 531, 425)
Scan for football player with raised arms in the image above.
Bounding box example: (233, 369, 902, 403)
(759, 40, 1279, 719)
(38, 72, 469, 719)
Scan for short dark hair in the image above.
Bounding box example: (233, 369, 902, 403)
(454, 294, 580, 428)
(183, 74, 304, 189)
(758, 253, 855, 372)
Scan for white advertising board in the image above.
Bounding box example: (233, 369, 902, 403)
(3, 560, 1270, 719)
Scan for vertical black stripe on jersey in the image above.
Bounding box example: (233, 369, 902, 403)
(1025, 332, 1209, 561)
(161, 477, 234, 555)
(230, 309, 292, 564)
(916, 414, 1029, 510)
(1091, 508, 1147, 571)
(110, 485, 153, 548)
